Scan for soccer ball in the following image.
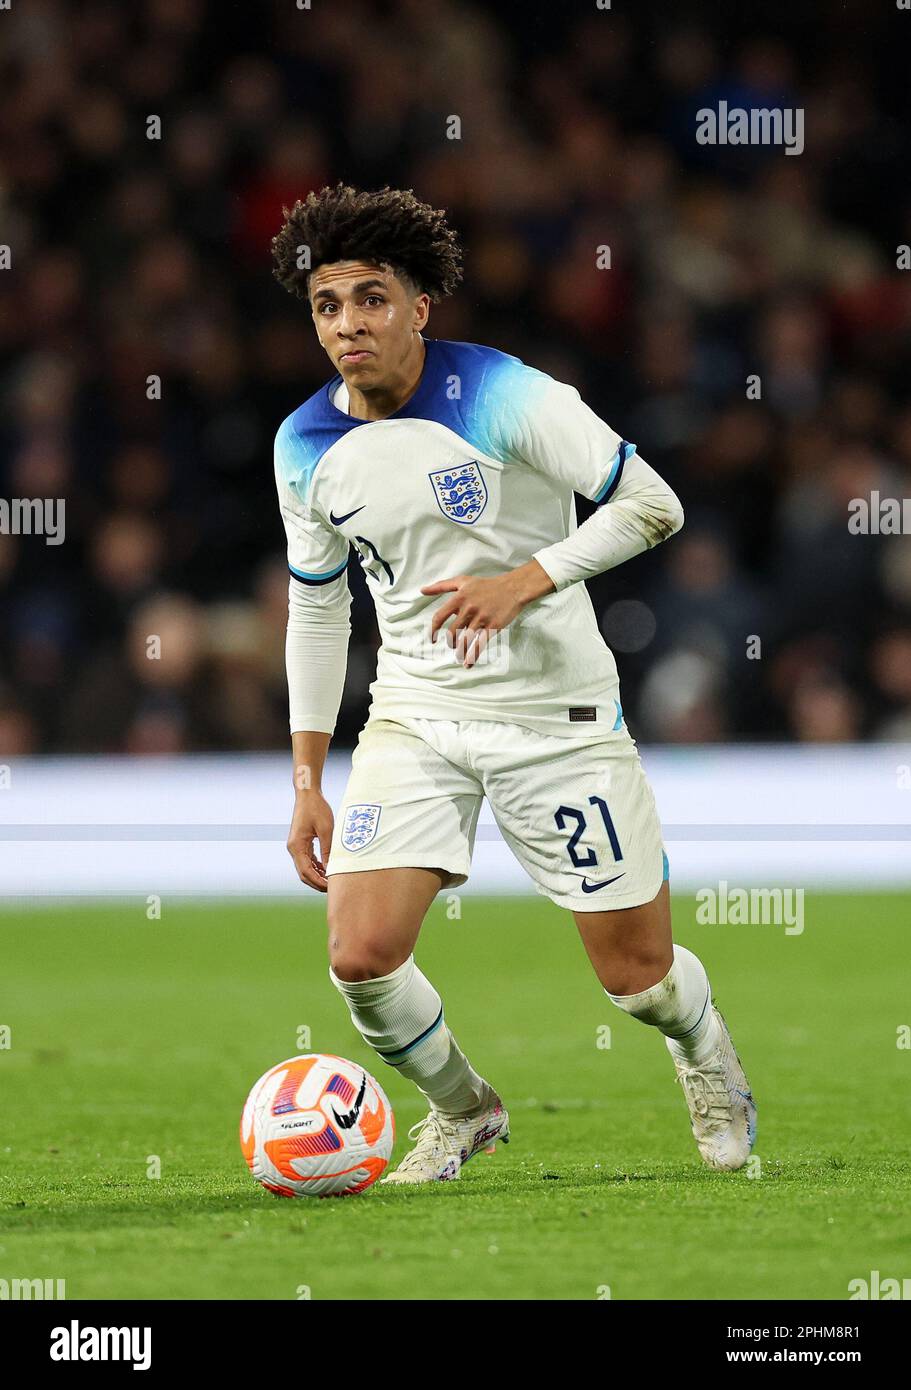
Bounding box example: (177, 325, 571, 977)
(240, 1054, 395, 1197)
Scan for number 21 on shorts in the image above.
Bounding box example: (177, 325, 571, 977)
(554, 795, 623, 869)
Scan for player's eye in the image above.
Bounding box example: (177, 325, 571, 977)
(364, 295, 384, 307)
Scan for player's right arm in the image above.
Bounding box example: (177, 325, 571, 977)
(288, 729, 333, 891)
(275, 417, 352, 892)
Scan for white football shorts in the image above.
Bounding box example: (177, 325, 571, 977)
(326, 715, 668, 912)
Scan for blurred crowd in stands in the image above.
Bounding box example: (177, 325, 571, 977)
(2, 0, 911, 754)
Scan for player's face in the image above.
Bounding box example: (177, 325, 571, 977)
(309, 261, 428, 386)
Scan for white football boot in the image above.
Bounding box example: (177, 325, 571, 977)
(380, 1084, 510, 1184)
(668, 1005, 756, 1171)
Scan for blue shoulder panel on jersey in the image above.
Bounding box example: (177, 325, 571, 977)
(275, 338, 552, 496)
(404, 339, 554, 463)
(274, 394, 363, 504)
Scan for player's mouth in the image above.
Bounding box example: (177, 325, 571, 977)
(339, 350, 374, 364)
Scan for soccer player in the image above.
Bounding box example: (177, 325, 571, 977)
(271, 183, 756, 1183)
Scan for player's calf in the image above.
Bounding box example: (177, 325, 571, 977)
(330, 953, 495, 1118)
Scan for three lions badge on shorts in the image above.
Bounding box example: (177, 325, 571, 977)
(341, 803, 382, 851)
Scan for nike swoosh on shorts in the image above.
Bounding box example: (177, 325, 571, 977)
(580, 873, 626, 893)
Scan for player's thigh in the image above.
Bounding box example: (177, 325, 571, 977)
(484, 727, 668, 916)
(327, 717, 482, 881)
(327, 866, 449, 981)
(326, 718, 482, 979)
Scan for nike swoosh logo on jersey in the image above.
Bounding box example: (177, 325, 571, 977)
(329, 505, 365, 526)
(580, 873, 626, 893)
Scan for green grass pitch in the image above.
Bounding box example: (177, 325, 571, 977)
(1, 892, 908, 1300)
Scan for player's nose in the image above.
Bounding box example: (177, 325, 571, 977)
(336, 302, 366, 337)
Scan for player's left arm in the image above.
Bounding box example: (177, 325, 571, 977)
(422, 373, 684, 665)
(528, 441, 685, 592)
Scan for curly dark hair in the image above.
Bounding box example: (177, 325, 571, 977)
(271, 182, 463, 303)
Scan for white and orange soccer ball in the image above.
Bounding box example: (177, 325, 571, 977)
(240, 1054, 395, 1197)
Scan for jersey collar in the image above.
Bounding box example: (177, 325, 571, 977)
(323, 335, 437, 425)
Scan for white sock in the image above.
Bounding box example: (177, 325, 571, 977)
(605, 945, 720, 1064)
(329, 956, 488, 1117)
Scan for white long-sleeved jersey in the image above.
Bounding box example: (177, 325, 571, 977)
(276, 337, 683, 739)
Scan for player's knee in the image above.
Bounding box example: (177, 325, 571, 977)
(327, 930, 406, 983)
(601, 945, 673, 997)
(330, 953, 381, 982)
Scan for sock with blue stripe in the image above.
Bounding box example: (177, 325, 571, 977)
(329, 956, 487, 1117)
(605, 945, 720, 1065)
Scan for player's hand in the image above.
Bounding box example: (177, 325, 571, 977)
(422, 562, 555, 668)
(287, 790, 334, 892)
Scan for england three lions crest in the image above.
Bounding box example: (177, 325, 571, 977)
(429, 461, 488, 525)
(341, 803, 381, 852)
